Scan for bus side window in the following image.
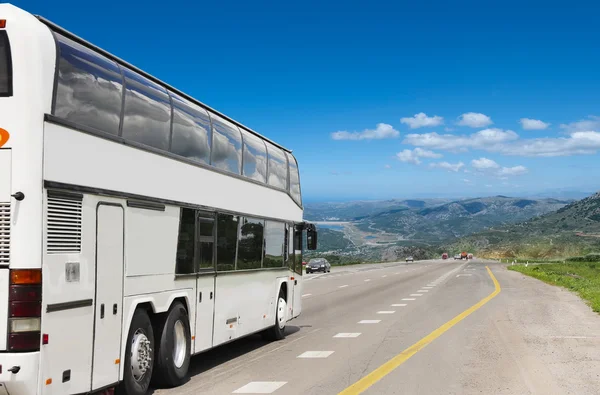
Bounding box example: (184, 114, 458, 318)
(175, 208, 196, 274)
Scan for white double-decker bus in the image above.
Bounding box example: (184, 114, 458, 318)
(0, 5, 317, 395)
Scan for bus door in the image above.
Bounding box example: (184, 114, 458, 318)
(194, 212, 216, 353)
(290, 224, 303, 318)
(92, 203, 125, 389)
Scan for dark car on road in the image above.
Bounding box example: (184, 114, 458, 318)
(306, 258, 331, 274)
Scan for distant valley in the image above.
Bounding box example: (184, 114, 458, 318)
(304, 195, 576, 261)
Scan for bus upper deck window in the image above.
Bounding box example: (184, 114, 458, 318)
(0, 31, 13, 97)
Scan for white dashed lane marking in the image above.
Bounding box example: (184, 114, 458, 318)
(402, 298, 416, 301)
(417, 290, 429, 292)
(359, 320, 381, 324)
(339, 285, 349, 288)
(391, 304, 407, 307)
(377, 311, 395, 314)
(297, 351, 334, 359)
(410, 294, 423, 296)
(382, 275, 387, 278)
(364, 279, 371, 282)
(334, 333, 361, 338)
(302, 294, 312, 298)
(233, 381, 287, 394)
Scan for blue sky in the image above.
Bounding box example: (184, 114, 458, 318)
(20, 0, 600, 201)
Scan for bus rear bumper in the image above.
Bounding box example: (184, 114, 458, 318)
(0, 352, 40, 395)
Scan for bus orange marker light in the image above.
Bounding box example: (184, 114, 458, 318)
(229, 324, 233, 328)
(0, 129, 9, 148)
(0, 20, 6, 29)
(114, 359, 120, 364)
(45, 378, 52, 385)
(10, 269, 42, 285)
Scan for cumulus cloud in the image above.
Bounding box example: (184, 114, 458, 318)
(400, 113, 444, 129)
(457, 112, 493, 128)
(520, 118, 549, 130)
(560, 115, 600, 132)
(430, 161, 465, 172)
(403, 128, 518, 152)
(331, 123, 400, 140)
(471, 157, 500, 170)
(396, 148, 442, 164)
(470, 157, 527, 177)
(404, 127, 600, 157)
(497, 165, 528, 176)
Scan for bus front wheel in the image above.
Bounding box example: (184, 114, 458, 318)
(263, 290, 287, 341)
(153, 302, 191, 387)
(117, 309, 155, 395)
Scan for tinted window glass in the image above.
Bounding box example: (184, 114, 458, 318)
(286, 152, 302, 205)
(237, 217, 264, 270)
(0, 31, 12, 96)
(122, 68, 171, 150)
(175, 208, 195, 274)
(267, 143, 288, 189)
(210, 115, 242, 174)
(242, 131, 267, 183)
(264, 221, 285, 268)
(170, 93, 211, 164)
(217, 214, 238, 271)
(53, 34, 123, 134)
(198, 216, 215, 270)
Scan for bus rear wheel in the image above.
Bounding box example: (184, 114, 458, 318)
(117, 309, 155, 395)
(153, 302, 191, 387)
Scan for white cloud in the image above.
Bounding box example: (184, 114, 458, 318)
(457, 112, 493, 128)
(471, 157, 500, 170)
(463, 179, 471, 183)
(404, 127, 600, 157)
(560, 115, 600, 132)
(331, 123, 400, 140)
(498, 165, 528, 176)
(400, 113, 444, 129)
(384, 164, 391, 169)
(430, 161, 465, 172)
(444, 127, 455, 132)
(485, 184, 493, 188)
(396, 148, 442, 165)
(403, 128, 518, 151)
(520, 118, 549, 130)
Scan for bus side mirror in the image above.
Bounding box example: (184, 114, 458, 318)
(307, 227, 318, 250)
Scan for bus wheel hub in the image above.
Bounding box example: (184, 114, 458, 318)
(131, 330, 152, 380)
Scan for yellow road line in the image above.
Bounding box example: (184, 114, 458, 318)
(339, 266, 501, 395)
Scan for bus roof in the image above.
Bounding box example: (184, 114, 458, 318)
(35, 16, 292, 154)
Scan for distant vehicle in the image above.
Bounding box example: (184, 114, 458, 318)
(306, 258, 331, 274)
(406, 256, 414, 262)
(461, 251, 468, 260)
(467, 253, 473, 259)
(302, 261, 307, 266)
(442, 253, 448, 259)
(454, 254, 461, 260)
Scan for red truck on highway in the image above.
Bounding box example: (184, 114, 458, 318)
(442, 253, 448, 259)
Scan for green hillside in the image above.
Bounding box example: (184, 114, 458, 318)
(444, 192, 600, 259)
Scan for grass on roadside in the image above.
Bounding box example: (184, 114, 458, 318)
(508, 262, 600, 313)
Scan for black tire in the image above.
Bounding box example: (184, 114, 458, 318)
(117, 309, 154, 395)
(263, 290, 287, 341)
(152, 302, 191, 388)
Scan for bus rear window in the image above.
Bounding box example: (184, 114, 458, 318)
(0, 31, 12, 96)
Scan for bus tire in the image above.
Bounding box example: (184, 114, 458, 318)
(153, 302, 191, 387)
(117, 309, 155, 395)
(263, 290, 287, 341)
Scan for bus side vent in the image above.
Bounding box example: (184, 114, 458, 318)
(0, 202, 10, 265)
(47, 193, 82, 254)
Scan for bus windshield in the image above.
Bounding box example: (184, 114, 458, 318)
(0, 31, 12, 96)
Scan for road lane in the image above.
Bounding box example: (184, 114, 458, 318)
(156, 260, 600, 395)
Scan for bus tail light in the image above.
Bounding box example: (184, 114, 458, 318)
(8, 269, 42, 352)
(0, 20, 5, 29)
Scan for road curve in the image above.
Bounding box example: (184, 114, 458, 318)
(156, 259, 600, 395)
